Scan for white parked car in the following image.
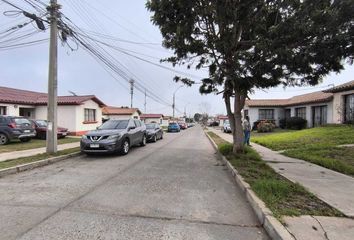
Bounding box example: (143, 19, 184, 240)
(222, 120, 232, 133)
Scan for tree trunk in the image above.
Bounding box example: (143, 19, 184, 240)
(224, 89, 246, 153)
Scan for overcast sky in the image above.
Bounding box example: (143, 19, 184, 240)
(1, 0, 353, 117)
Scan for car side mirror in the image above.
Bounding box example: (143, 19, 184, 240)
(128, 126, 136, 131)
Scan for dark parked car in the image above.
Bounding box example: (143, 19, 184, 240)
(0, 116, 36, 145)
(145, 123, 163, 142)
(168, 122, 180, 132)
(80, 119, 146, 155)
(30, 120, 69, 139)
(178, 121, 188, 130)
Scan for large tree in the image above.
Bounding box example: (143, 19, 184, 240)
(147, 0, 354, 153)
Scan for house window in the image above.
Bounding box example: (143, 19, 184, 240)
(313, 106, 327, 127)
(295, 107, 306, 120)
(259, 109, 274, 120)
(84, 108, 96, 122)
(345, 94, 354, 122)
(0, 106, 6, 115)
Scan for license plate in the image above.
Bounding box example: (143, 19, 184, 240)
(24, 130, 30, 133)
(90, 144, 99, 148)
(61, 132, 67, 136)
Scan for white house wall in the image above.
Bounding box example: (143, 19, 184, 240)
(143, 117, 163, 124)
(103, 112, 140, 120)
(0, 103, 36, 117)
(76, 100, 102, 134)
(36, 105, 79, 133)
(332, 89, 354, 123)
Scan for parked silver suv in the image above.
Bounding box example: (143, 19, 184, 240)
(0, 116, 36, 145)
(80, 119, 146, 155)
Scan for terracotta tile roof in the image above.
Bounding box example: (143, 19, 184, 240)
(140, 114, 164, 119)
(0, 86, 105, 106)
(217, 115, 229, 120)
(246, 91, 333, 107)
(0, 86, 46, 105)
(102, 106, 141, 115)
(324, 80, 354, 93)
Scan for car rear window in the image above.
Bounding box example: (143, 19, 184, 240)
(99, 120, 129, 129)
(169, 123, 178, 126)
(146, 123, 155, 129)
(35, 120, 47, 127)
(13, 118, 31, 125)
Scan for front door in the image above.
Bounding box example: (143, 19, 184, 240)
(313, 106, 327, 127)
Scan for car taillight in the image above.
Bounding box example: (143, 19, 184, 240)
(8, 123, 16, 128)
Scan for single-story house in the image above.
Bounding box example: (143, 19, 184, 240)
(140, 114, 164, 124)
(244, 80, 354, 128)
(161, 116, 172, 126)
(0, 86, 106, 135)
(102, 106, 141, 120)
(217, 115, 229, 126)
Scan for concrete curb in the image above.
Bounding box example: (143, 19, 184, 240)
(205, 132, 294, 240)
(0, 152, 81, 178)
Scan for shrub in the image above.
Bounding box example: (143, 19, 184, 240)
(286, 117, 307, 130)
(257, 120, 275, 133)
(218, 143, 233, 155)
(279, 118, 287, 129)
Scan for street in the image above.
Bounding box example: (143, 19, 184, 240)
(0, 126, 268, 240)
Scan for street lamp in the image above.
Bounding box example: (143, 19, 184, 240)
(184, 102, 191, 118)
(173, 85, 183, 118)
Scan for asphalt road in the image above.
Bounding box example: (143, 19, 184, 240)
(0, 126, 268, 240)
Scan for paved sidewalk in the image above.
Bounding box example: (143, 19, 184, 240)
(208, 128, 354, 217)
(0, 142, 80, 162)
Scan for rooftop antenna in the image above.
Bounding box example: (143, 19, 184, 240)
(68, 90, 77, 96)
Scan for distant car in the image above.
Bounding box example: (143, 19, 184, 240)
(178, 121, 188, 130)
(222, 120, 232, 133)
(145, 123, 163, 142)
(0, 116, 36, 145)
(30, 120, 69, 139)
(208, 121, 219, 127)
(168, 122, 180, 132)
(187, 123, 194, 128)
(80, 119, 146, 155)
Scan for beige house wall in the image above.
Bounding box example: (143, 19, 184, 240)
(332, 89, 354, 124)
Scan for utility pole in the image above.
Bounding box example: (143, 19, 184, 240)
(46, 0, 59, 154)
(144, 89, 147, 113)
(129, 79, 134, 108)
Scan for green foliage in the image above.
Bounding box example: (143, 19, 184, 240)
(218, 143, 233, 155)
(257, 120, 276, 133)
(147, 0, 354, 93)
(286, 117, 307, 130)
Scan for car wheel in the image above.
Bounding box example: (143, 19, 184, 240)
(121, 139, 130, 155)
(0, 133, 9, 145)
(140, 135, 146, 146)
(20, 138, 31, 143)
(153, 134, 157, 142)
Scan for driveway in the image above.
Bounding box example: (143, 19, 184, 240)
(0, 126, 268, 239)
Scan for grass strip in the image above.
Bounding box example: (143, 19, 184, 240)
(207, 131, 343, 219)
(0, 137, 80, 153)
(252, 125, 354, 177)
(0, 147, 80, 170)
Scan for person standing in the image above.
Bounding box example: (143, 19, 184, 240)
(243, 116, 251, 146)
